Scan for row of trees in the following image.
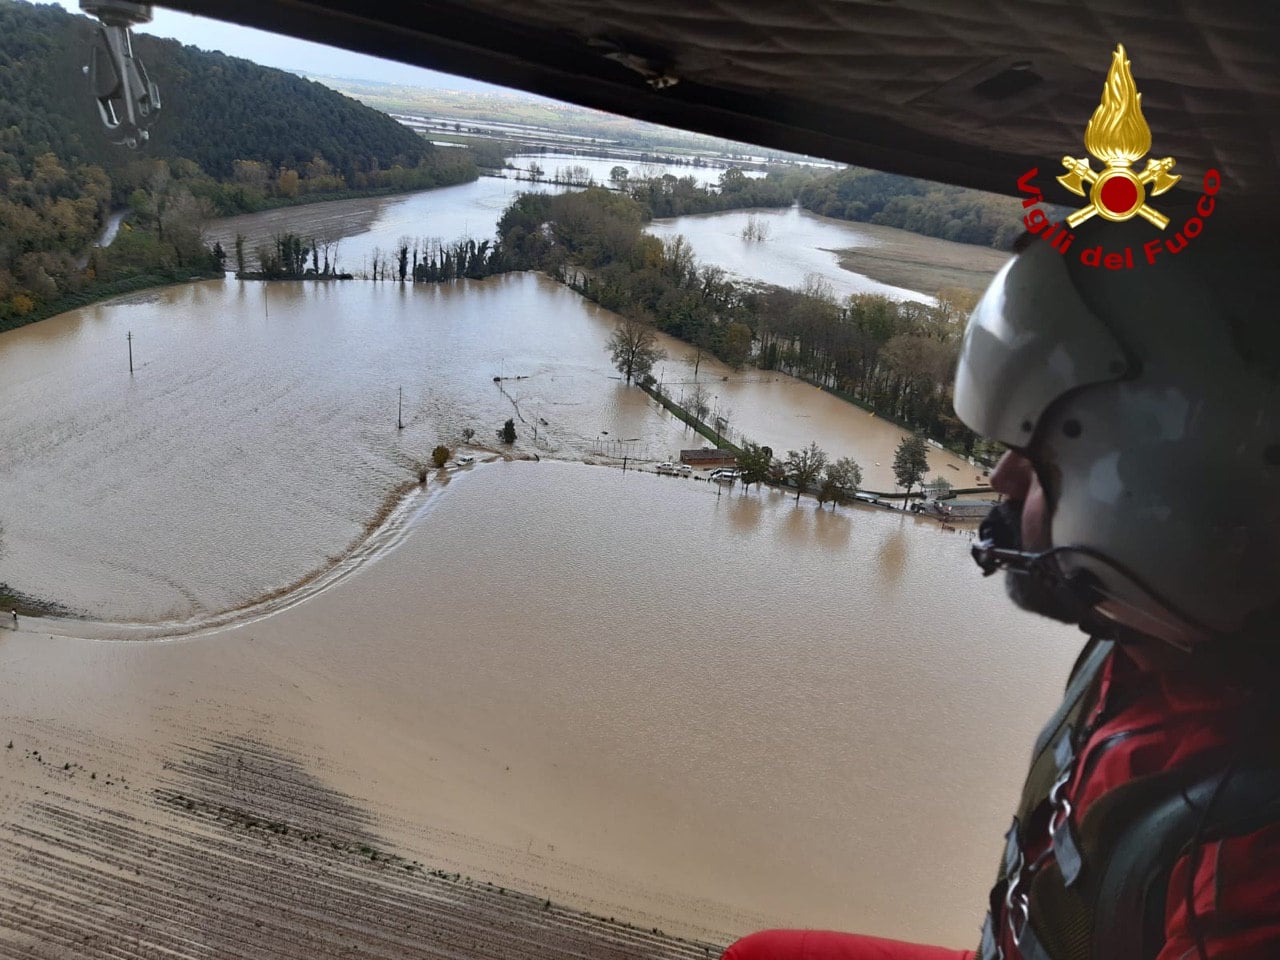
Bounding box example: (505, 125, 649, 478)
(798, 168, 1026, 249)
(722, 432, 942, 510)
(487, 187, 992, 457)
(733, 441, 866, 506)
(687, 429, 930, 507)
(622, 165, 814, 218)
(752, 278, 986, 451)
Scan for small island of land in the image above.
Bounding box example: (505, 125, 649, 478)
(823, 222, 1012, 297)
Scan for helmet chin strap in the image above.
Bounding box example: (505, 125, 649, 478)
(972, 500, 1221, 653)
(972, 499, 1146, 640)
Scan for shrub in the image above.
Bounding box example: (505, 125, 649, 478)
(432, 445, 451, 468)
(498, 418, 517, 444)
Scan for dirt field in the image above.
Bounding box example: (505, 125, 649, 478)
(824, 222, 1011, 296)
(0, 730, 722, 959)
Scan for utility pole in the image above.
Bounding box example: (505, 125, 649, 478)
(397, 386, 404, 430)
(126, 331, 133, 374)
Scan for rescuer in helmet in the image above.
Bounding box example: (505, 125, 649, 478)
(723, 206, 1280, 960)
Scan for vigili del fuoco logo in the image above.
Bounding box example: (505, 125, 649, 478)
(1015, 44, 1220, 270)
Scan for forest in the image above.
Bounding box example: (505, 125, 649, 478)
(798, 168, 1027, 249)
(502, 188, 989, 456)
(0, 0, 477, 329)
(534, 161, 1029, 250)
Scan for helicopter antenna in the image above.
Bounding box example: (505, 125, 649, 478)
(79, 1, 160, 148)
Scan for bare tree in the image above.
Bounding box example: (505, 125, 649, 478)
(686, 381, 711, 423)
(785, 442, 828, 503)
(607, 316, 666, 384)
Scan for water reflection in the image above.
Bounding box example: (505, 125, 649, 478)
(646, 205, 927, 301)
(723, 490, 765, 537)
(875, 522, 908, 585)
(811, 507, 853, 554)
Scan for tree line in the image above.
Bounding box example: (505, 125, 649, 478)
(478, 187, 996, 460)
(621, 165, 815, 218)
(797, 168, 1026, 249)
(723, 433, 935, 506)
(0, 0, 478, 329)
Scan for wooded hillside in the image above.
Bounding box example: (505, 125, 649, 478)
(0, 0, 475, 329)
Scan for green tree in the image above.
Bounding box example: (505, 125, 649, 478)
(721, 322, 754, 369)
(607, 315, 666, 384)
(498, 418, 517, 444)
(736, 442, 773, 493)
(609, 165, 629, 183)
(431, 445, 451, 468)
(784, 442, 828, 503)
(893, 434, 930, 505)
(818, 457, 863, 509)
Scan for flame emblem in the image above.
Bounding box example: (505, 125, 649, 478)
(1057, 45, 1180, 229)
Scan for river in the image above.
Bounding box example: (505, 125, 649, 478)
(205, 169, 930, 300)
(0, 176, 1078, 951)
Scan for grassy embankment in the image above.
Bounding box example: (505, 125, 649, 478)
(0, 270, 222, 336)
(824, 224, 1011, 297)
(639, 382, 744, 456)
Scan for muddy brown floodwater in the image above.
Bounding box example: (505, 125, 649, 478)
(0, 272, 980, 620)
(1, 182, 1063, 959)
(2, 462, 1082, 955)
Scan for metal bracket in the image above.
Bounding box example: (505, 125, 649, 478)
(80, 1, 160, 148)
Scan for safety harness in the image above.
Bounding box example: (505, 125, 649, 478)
(977, 639, 1280, 960)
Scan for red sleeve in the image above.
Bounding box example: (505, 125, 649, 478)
(1156, 822, 1280, 960)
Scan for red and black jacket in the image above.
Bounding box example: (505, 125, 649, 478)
(979, 639, 1280, 960)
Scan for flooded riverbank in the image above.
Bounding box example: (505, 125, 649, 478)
(0, 171, 1050, 957)
(204, 172, 982, 298)
(1, 460, 1081, 948)
(0, 272, 974, 621)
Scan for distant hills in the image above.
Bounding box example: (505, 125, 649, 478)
(311, 75, 825, 165)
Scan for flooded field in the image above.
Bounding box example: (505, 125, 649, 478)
(206, 172, 967, 299)
(0, 173, 1055, 958)
(0, 272, 975, 621)
(1, 461, 1081, 950)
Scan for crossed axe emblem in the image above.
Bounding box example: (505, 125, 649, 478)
(1057, 156, 1180, 229)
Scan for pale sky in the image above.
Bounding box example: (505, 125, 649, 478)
(53, 1, 520, 93)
